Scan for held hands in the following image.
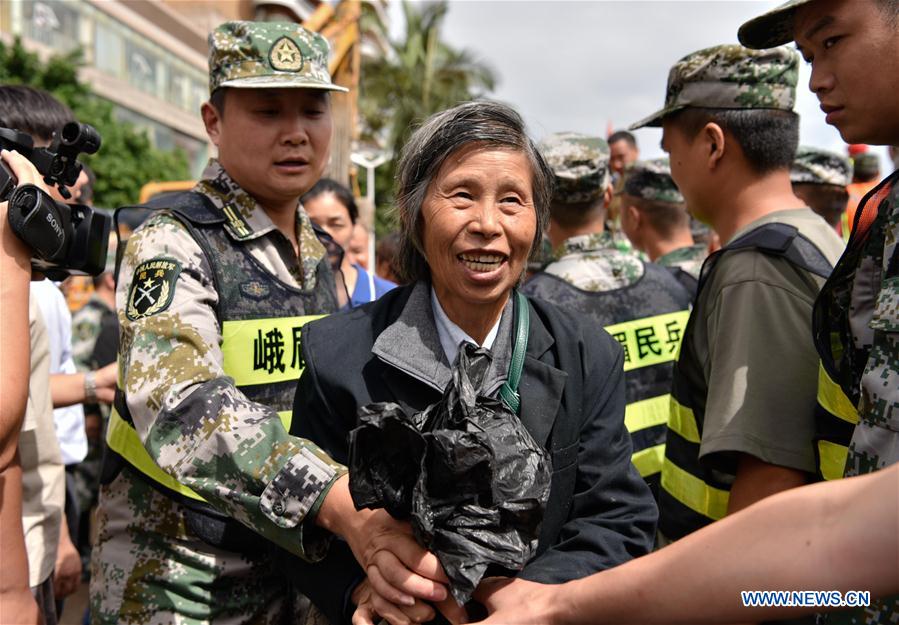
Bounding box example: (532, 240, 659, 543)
(317, 475, 467, 624)
(469, 577, 557, 625)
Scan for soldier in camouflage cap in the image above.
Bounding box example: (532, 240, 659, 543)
(852, 152, 881, 183)
(92, 20, 440, 625)
(617, 159, 705, 294)
(791, 147, 852, 188)
(621, 158, 684, 204)
(791, 146, 852, 233)
(630, 44, 799, 130)
(635, 40, 847, 563)
(539, 132, 610, 204)
(524, 138, 693, 497)
(208, 20, 348, 93)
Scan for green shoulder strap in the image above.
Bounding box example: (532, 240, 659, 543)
(499, 290, 529, 414)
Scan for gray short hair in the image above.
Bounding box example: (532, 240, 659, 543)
(394, 100, 553, 283)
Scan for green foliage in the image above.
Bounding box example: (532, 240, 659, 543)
(359, 1, 497, 236)
(0, 37, 190, 207)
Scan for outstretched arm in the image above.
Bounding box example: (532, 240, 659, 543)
(476, 464, 899, 625)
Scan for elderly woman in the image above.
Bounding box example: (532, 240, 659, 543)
(290, 101, 656, 625)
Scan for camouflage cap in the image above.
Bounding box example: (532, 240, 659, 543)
(630, 44, 799, 130)
(790, 146, 852, 187)
(738, 0, 816, 49)
(208, 21, 348, 93)
(853, 152, 881, 178)
(621, 158, 684, 204)
(538, 132, 610, 204)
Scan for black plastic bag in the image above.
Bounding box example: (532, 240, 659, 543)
(349, 344, 552, 605)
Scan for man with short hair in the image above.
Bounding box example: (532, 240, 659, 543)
(618, 159, 706, 295)
(523, 133, 692, 501)
(630, 45, 844, 574)
(738, 0, 899, 621)
(609, 130, 640, 179)
(92, 21, 446, 624)
(790, 146, 852, 237)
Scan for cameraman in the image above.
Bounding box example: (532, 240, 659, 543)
(0, 84, 116, 625)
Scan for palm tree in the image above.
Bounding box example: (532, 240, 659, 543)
(359, 1, 497, 232)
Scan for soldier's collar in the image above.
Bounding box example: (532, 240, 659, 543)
(560, 232, 616, 255)
(194, 160, 285, 242)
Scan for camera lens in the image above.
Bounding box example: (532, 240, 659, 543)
(61, 122, 101, 154)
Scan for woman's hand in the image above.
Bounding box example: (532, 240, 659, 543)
(317, 475, 450, 605)
(351, 578, 469, 625)
(351, 578, 436, 625)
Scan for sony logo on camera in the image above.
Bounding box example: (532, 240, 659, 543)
(45, 209, 64, 239)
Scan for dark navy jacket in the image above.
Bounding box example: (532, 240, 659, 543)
(284, 281, 657, 624)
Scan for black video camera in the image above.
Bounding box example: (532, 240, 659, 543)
(0, 122, 111, 279)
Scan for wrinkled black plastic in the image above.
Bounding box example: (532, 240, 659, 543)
(349, 344, 552, 605)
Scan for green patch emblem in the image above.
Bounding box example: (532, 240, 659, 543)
(270, 37, 303, 72)
(126, 258, 182, 321)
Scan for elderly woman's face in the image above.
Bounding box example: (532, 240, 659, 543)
(421, 144, 537, 308)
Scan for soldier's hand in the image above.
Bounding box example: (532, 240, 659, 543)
(94, 362, 118, 404)
(317, 475, 450, 606)
(351, 578, 437, 625)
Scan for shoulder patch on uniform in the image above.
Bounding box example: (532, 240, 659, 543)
(126, 258, 182, 321)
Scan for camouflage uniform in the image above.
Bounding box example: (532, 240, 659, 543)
(524, 133, 692, 500)
(91, 22, 348, 625)
(740, 7, 899, 621)
(534, 133, 644, 290)
(72, 294, 113, 372)
(655, 245, 706, 280)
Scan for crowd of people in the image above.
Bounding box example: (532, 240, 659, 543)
(0, 1, 897, 625)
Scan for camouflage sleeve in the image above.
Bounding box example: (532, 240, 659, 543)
(117, 213, 346, 560)
(854, 243, 899, 475)
(71, 305, 100, 371)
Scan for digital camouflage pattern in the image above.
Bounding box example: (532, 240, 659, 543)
(539, 132, 611, 204)
(630, 44, 799, 129)
(622, 158, 684, 204)
(814, 176, 899, 625)
(738, 0, 816, 49)
(92, 467, 313, 625)
(791, 146, 852, 188)
(209, 21, 348, 93)
(71, 295, 112, 371)
(543, 232, 644, 291)
(656, 243, 707, 280)
(91, 160, 345, 624)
